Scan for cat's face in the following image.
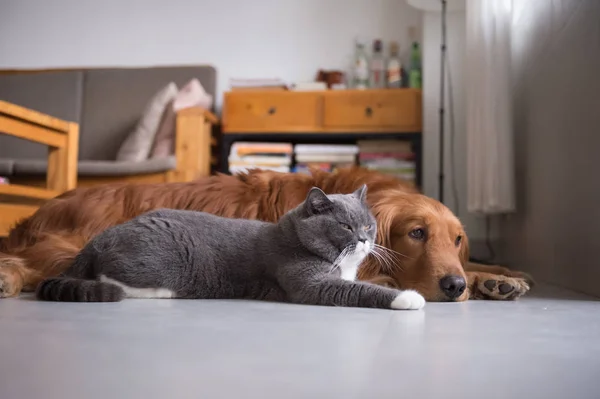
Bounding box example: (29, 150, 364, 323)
(295, 185, 377, 273)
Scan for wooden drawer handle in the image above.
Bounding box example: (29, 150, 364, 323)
(267, 107, 277, 115)
(365, 107, 373, 117)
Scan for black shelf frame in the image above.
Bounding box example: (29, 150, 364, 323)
(218, 132, 423, 190)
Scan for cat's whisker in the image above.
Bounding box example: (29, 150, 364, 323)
(371, 247, 392, 263)
(370, 246, 404, 272)
(377, 247, 401, 264)
(369, 248, 391, 271)
(330, 247, 352, 274)
(369, 250, 392, 272)
(381, 249, 405, 271)
(373, 244, 412, 259)
(374, 244, 413, 260)
(378, 251, 397, 272)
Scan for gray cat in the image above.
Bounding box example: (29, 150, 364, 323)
(36, 185, 425, 310)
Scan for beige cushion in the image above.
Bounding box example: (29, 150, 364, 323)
(116, 82, 178, 162)
(150, 78, 213, 159)
(150, 100, 177, 158)
(173, 78, 213, 111)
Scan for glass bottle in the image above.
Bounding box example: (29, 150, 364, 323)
(386, 41, 402, 88)
(408, 41, 422, 89)
(370, 39, 385, 89)
(353, 38, 370, 90)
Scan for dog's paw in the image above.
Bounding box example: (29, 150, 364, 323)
(391, 290, 426, 310)
(474, 276, 530, 300)
(509, 271, 536, 288)
(0, 270, 20, 298)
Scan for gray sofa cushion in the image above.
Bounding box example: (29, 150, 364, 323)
(13, 156, 176, 177)
(80, 66, 217, 161)
(0, 71, 84, 160)
(0, 159, 14, 176)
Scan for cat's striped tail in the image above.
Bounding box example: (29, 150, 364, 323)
(36, 278, 125, 302)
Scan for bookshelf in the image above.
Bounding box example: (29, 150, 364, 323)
(220, 88, 423, 188)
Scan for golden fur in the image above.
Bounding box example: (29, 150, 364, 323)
(0, 167, 529, 301)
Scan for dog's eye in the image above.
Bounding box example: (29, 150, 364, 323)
(455, 235, 462, 246)
(340, 223, 353, 231)
(408, 228, 426, 240)
(364, 224, 372, 231)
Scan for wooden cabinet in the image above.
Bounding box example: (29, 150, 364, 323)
(223, 92, 321, 132)
(323, 90, 420, 130)
(223, 89, 421, 133)
(219, 88, 423, 188)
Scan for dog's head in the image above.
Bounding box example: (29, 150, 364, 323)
(359, 189, 469, 302)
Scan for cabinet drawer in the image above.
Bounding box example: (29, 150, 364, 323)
(323, 90, 420, 130)
(224, 92, 320, 132)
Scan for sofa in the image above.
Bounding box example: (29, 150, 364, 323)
(0, 65, 218, 188)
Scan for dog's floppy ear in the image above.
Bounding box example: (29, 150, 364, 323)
(459, 231, 470, 266)
(305, 187, 334, 215)
(353, 184, 368, 203)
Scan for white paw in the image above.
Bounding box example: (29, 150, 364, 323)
(390, 290, 426, 310)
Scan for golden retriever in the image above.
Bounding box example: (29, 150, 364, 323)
(0, 167, 532, 301)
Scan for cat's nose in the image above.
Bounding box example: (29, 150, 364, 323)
(358, 238, 367, 243)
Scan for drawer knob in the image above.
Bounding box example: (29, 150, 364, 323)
(268, 107, 277, 115)
(365, 107, 373, 117)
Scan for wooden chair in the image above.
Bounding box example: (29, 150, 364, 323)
(0, 100, 79, 236)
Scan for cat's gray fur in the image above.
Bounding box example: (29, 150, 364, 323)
(36, 185, 425, 310)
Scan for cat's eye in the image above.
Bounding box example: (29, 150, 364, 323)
(340, 223, 353, 231)
(408, 228, 426, 241)
(364, 225, 372, 231)
(455, 235, 462, 246)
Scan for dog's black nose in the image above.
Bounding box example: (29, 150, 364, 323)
(439, 275, 466, 300)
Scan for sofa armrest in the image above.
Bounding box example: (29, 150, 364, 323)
(170, 106, 218, 182)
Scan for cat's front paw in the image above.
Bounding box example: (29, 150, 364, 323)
(390, 290, 426, 310)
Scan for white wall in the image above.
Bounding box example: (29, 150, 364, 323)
(2, 0, 498, 242)
(420, 8, 492, 244)
(0, 0, 423, 108)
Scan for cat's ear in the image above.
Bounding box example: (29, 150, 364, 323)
(353, 184, 368, 203)
(306, 187, 334, 216)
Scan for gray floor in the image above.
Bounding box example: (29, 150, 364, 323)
(1, 284, 599, 399)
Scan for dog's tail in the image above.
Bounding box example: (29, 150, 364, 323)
(36, 278, 125, 302)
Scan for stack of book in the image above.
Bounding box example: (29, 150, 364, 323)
(293, 144, 358, 174)
(290, 82, 327, 91)
(357, 140, 416, 183)
(230, 78, 288, 91)
(228, 142, 293, 174)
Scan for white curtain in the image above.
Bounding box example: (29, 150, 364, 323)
(466, 0, 515, 214)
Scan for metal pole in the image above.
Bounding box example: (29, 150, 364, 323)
(439, 0, 447, 204)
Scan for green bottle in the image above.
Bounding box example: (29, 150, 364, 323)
(409, 41, 422, 89)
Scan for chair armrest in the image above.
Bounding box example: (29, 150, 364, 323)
(0, 99, 71, 132)
(0, 100, 79, 192)
(170, 106, 219, 182)
(177, 106, 219, 124)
